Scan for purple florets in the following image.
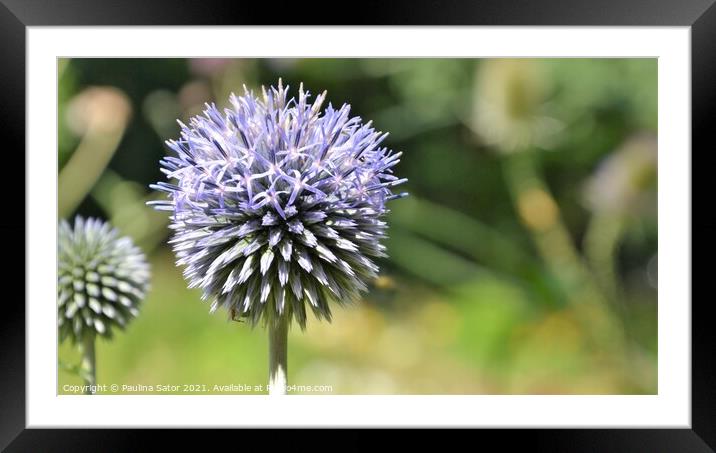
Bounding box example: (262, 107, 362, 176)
(149, 80, 406, 328)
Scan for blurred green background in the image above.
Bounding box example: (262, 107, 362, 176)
(58, 58, 657, 394)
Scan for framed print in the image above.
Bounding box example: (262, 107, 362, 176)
(3, 0, 713, 450)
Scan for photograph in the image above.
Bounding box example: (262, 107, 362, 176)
(56, 57, 658, 396)
(0, 0, 708, 445)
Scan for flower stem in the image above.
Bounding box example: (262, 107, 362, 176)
(79, 333, 96, 394)
(583, 213, 625, 304)
(502, 152, 627, 350)
(268, 316, 288, 395)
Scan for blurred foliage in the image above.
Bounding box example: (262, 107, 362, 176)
(58, 58, 657, 394)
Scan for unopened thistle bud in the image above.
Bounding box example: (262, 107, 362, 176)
(58, 216, 150, 343)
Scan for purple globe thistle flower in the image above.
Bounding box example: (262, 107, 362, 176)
(58, 216, 150, 344)
(149, 80, 407, 329)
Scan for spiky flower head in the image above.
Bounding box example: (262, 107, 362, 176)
(58, 216, 150, 343)
(149, 80, 407, 329)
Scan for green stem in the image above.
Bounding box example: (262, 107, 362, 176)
(268, 316, 288, 395)
(502, 152, 627, 352)
(584, 213, 625, 303)
(79, 333, 96, 394)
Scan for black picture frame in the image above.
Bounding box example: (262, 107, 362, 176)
(2, 0, 712, 450)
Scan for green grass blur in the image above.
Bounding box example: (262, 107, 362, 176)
(58, 58, 657, 394)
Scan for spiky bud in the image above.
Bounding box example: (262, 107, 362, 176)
(58, 216, 150, 343)
(149, 80, 407, 328)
